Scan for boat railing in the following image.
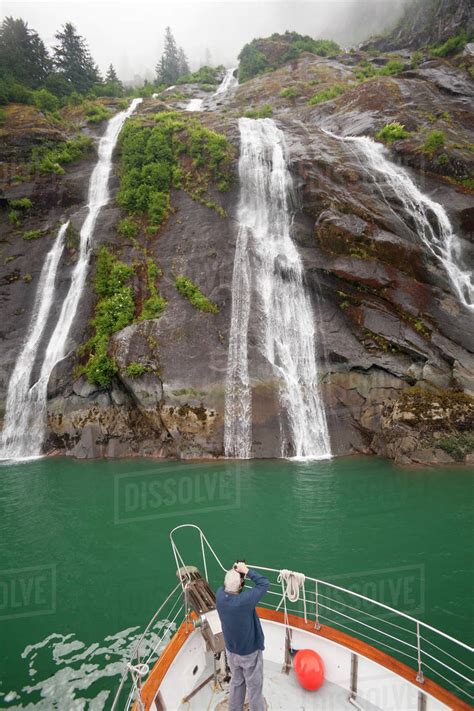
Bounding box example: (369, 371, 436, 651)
(111, 524, 473, 709)
(111, 581, 185, 711)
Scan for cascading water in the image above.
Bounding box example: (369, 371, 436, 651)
(0, 98, 142, 460)
(0, 222, 69, 459)
(225, 118, 331, 460)
(185, 98, 203, 111)
(329, 132, 473, 310)
(214, 67, 238, 97)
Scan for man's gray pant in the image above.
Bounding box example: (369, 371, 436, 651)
(227, 649, 264, 711)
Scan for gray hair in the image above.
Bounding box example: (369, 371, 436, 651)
(224, 568, 241, 593)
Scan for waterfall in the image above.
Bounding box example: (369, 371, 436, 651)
(225, 118, 331, 460)
(331, 132, 473, 310)
(0, 98, 142, 460)
(214, 68, 238, 97)
(185, 98, 203, 111)
(0, 222, 68, 459)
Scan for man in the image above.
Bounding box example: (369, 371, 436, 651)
(216, 561, 270, 711)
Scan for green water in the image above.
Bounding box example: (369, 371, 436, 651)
(0, 456, 472, 708)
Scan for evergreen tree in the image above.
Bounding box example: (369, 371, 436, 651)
(104, 63, 123, 96)
(155, 27, 180, 85)
(177, 47, 190, 77)
(105, 63, 118, 83)
(0, 17, 51, 88)
(53, 23, 100, 93)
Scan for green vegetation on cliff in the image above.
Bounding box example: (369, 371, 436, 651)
(238, 32, 340, 82)
(431, 30, 469, 57)
(308, 84, 346, 105)
(31, 134, 93, 174)
(175, 275, 219, 313)
(376, 122, 410, 143)
(80, 246, 135, 386)
(117, 111, 233, 230)
(177, 65, 223, 87)
(244, 104, 273, 118)
(140, 259, 167, 320)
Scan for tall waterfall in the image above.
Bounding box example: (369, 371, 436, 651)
(0, 98, 142, 460)
(335, 133, 474, 310)
(225, 118, 331, 460)
(0, 222, 68, 458)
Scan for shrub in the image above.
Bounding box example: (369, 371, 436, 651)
(376, 122, 410, 143)
(411, 50, 424, 68)
(125, 362, 150, 378)
(177, 65, 222, 86)
(0, 108, 5, 124)
(431, 31, 467, 57)
(279, 86, 299, 99)
(9, 197, 32, 210)
(31, 135, 93, 174)
(33, 89, 60, 113)
(81, 247, 135, 386)
(67, 91, 84, 106)
(238, 34, 340, 82)
(244, 104, 273, 118)
(423, 130, 445, 153)
(175, 275, 219, 313)
(438, 434, 474, 462)
(140, 258, 166, 320)
(117, 217, 139, 240)
(238, 45, 269, 82)
(84, 102, 111, 123)
(22, 229, 43, 240)
(117, 112, 233, 228)
(379, 60, 405, 76)
(8, 210, 21, 225)
(83, 345, 118, 388)
(141, 294, 167, 320)
(308, 84, 346, 105)
(7, 82, 34, 104)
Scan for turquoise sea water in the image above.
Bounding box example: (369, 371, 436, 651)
(0, 456, 472, 708)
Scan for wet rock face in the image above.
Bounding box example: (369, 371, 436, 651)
(1, 42, 473, 464)
(360, 0, 473, 52)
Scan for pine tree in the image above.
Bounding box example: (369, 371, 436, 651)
(53, 22, 100, 93)
(105, 63, 118, 83)
(0, 17, 51, 88)
(155, 27, 180, 85)
(104, 63, 123, 96)
(177, 47, 190, 78)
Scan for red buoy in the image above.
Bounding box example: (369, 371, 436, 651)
(294, 649, 325, 691)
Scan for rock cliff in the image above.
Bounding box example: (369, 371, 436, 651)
(1, 37, 473, 465)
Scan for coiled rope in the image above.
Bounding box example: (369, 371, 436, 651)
(278, 570, 306, 602)
(277, 569, 307, 624)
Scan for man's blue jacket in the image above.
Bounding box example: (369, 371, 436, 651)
(216, 569, 270, 655)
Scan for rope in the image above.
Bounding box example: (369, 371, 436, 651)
(277, 569, 307, 623)
(278, 569, 306, 602)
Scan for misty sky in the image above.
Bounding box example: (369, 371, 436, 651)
(3, 0, 409, 82)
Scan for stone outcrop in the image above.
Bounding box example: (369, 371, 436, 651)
(360, 0, 473, 52)
(0, 38, 473, 465)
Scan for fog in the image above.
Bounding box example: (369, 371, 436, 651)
(2, 0, 410, 83)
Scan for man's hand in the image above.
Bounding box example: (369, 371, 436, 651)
(235, 562, 249, 576)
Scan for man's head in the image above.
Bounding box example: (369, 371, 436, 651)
(224, 568, 242, 594)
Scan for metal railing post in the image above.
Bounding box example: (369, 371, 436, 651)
(416, 622, 424, 683)
(314, 581, 321, 630)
